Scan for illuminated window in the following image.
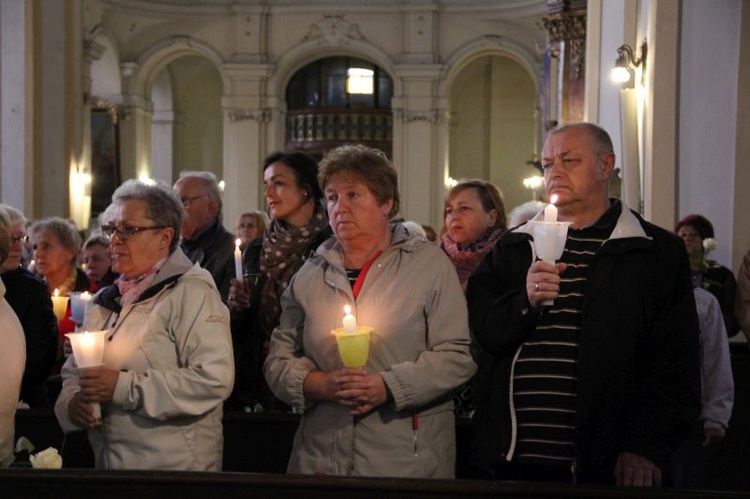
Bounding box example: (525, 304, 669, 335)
(346, 68, 374, 95)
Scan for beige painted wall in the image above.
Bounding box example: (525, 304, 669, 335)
(449, 55, 537, 220)
(168, 56, 223, 179)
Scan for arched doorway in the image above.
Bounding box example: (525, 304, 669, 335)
(449, 55, 537, 213)
(285, 56, 393, 159)
(150, 55, 223, 183)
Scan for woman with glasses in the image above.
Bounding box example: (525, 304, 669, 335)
(54, 179, 233, 470)
(227, 151, 332, 413)
(0, 204, 57, 408)
(28, 216, 94, 368)
(235, 210, 268, 250)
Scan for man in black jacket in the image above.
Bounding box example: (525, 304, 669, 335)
(467, 123, 700, 487)
(173, 171, 235, 302)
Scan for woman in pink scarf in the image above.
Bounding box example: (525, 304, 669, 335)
(440, 179, 507, 292)
(441, 179, 506, 419)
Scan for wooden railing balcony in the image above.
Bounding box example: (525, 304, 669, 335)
(285, 107, 392, 156)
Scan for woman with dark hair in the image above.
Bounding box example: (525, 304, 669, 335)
(676, 214, 739, 336)
(227, 151, 332, 412)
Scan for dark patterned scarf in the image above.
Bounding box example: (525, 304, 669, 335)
(440, 228, 504, 292)
(258, 204, 329, 338)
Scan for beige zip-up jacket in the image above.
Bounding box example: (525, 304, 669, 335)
(55, 248, 234, 470)
(265, 223, 476, 478)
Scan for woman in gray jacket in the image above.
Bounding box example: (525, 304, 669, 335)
(264, 144, 476, 478)
(55, 180, 234, 470)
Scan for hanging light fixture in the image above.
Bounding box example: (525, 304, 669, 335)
(611, 41, 647, 88)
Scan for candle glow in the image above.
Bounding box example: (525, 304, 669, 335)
(51, 288, 69, 323)
(544, 194, 559, 222)
(342, 305, 357, 334)
(66, 330, 108, 426)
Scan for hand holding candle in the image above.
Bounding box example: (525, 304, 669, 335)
(234, 239, 243, 281)
(529, 194, 571, 306)
(66, 330, 108, 425)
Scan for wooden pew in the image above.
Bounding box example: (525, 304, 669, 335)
(0, 469, 742, 499)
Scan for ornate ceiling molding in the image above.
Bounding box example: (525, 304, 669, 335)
(303, 15, 365, 46)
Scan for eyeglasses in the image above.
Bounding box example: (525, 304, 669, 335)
(10, 235, 28, 245)
(180, 195, 205, 208)
(101, 224, 167, 241)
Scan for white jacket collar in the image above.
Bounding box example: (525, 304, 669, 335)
(513, 199, 649, 241)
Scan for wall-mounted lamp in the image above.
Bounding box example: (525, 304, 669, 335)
(611, 41, 647, 88)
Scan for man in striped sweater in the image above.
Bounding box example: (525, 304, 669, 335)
(468, 123, 700, 487)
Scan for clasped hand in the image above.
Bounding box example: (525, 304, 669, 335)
(306, 368, 387, 416)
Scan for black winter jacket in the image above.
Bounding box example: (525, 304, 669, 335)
(466, 203, 701, 483)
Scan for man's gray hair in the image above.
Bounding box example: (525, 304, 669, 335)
(178, 171, 223, 213)
(111, 179, 183, 253)
(549, 122, 615, 160)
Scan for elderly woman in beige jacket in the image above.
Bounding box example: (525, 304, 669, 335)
(265, 144, 476, 478)
(0, 206, 25, 465)
(55, 180, 233, 470)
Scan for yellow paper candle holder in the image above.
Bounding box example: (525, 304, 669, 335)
(332, 326, 373, 368)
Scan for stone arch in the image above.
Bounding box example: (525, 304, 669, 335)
(441, 36, 542, 214)
(272, 39, 399, 101)
(125, 35, 228, 100)
(441, 35, 541, 98)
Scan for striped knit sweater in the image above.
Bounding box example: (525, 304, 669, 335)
(512, 203, 620, 468)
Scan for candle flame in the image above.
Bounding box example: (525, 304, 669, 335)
(81, 331, 94, 348)
(550, 194, 559, 205)
(344, 305, 351, 315)
(235, 238, 241, 247)
(82, 291, 91, 299)
(53, 288, 59, 297)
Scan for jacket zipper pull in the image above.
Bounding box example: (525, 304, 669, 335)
(412, 414, 419, 457)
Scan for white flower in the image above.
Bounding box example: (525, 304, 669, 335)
(29, 447, 63, 469)
(703, 237, 717, 254)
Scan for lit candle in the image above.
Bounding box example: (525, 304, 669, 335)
(51, 288, 69, 323)
(544, 194, 559, 222)
(342, 305, 357, 334)
(66, 330, 108, 426)
(70, 291, 93, 325)
(234, 238, 243, 281)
